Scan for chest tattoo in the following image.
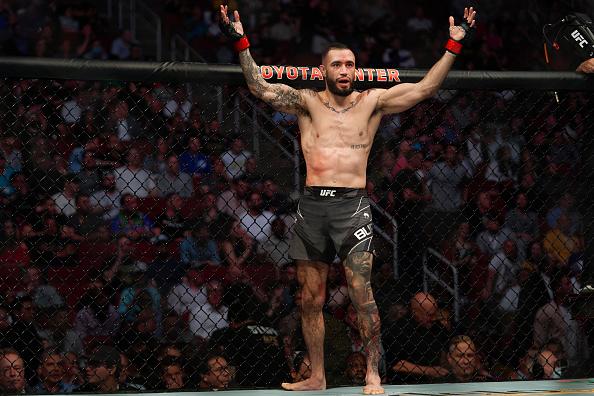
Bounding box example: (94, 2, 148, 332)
(322, 99, 358, 114)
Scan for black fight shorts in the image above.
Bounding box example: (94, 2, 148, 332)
(289, 186, 375, 263)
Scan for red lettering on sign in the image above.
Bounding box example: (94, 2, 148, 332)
(287, 66, 298, 80)
(272, 65, 285, 79)
(261, 66, 273, 79)
(377, 69, 387, 82)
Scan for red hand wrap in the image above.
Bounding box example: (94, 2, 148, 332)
(234, 36, 250, 52)
(445, 38, 463, 55)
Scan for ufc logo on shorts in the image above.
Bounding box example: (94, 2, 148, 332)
(571, 30, 589, 48)
(354, 224, 372, 240)
(319, 189, 336, 197)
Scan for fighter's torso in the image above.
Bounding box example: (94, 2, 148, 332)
(297, 89, 384, 188)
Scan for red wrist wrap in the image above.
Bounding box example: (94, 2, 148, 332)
(234, 36, 250, 52)
(445, 38, 463, 55)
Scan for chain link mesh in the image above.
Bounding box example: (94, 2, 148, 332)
(0, 75, 592, 392)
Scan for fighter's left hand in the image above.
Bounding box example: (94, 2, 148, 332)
(449, 7, 477, 41)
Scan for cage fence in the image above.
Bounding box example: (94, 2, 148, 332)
(0, 59, 592, 392)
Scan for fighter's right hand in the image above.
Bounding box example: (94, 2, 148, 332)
(219, 5, 244, 41)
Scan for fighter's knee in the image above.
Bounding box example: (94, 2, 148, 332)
(301, 291, 325, 313)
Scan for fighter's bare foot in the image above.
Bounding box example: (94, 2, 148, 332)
(363, 384, 385, 395)
(281, 378, 326, 391)
(363, 373, 384, 394)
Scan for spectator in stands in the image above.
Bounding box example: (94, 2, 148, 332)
(161, 312, 193, 345)
(62, 352, 83, 388)
(69, 194, 104, 239)
(443, 335, 491, 382)
(189, 279, 228, 341)
(32, 350, 76, 393)
(0, 218, 30, 268)
(481, 239, 520, 303)
(159, 357, 186, 390)
(384, 292, 450, 384)
(37, 306, 84, 356)
(110, 30, 134, 60)
(52, 174, 79, 217)
(17, 266, 64, 309)
(393, 149, 431, 294)
(113, 148, 156, 198)
(156, 154, 193, 198)
(406, 6, 433, 33)
(83, 39, 108, 60)
(510, 347, 538, 380)
(220, 136, 251, 180)
(5, 296, 42, 382)
(90, 173, 120, 221)
(0, 348, 28, 394)
(0, 136, 22, 172)
(209, 296, 289, 387)
(167, 269, 207, 318)
(216, 175, 250, 216)
(153, 193, 187, 242)
(114, 352, 143, 391)
(485, 145, 517, 183)
(475, 214, 514, 257)
(258, 217, 291, 269)
(75, 151, 101, 195)
(426, 144, 467, 239)
(0, 153, 16, 197)
(117, 261, 161, 328)
(533, 270, 588, 370)
(179, 136, 212, 179)
(219, 216, 255, 276)
(344, 352, 366, 386)
(144, 137, 169, 174)
(198, 354, 232, 390)
(74, 288, 120, 351)
(533, 349, 562, 379)
(462, 191, 495, 238)
(110, 194, 154, 240)
(242, 157, 264, 188)
(238, 190, 276, 242)
(7, 173, 36, 223)
(109, 100, 143, 142)
(81, 345, 133, 392)
(504, 192, 538, 245)
(163, 89, 192, 122)
(442, 222, 483, 300)
(180, 222, 221, 267)
(546, 193, 582, 236)
(543, 213, 582, 266)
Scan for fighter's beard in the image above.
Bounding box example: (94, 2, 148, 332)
(326, 78, 354, 97)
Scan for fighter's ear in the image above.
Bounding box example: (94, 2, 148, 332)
(319, 65, 326, 77)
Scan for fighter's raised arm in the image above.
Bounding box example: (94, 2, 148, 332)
(219, 5, 311, 116)
(375, 7, 477, 115)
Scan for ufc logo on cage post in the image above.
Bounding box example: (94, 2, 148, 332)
(319, 189, 336, 197)
(354, 224, 373, 240)
(571, 30, 589, 47)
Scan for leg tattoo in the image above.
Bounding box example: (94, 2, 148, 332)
(344, 252, 382, 379)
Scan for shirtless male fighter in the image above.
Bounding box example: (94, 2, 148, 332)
(220, 5, 477, 394)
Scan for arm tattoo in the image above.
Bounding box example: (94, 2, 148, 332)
(239, 50, 309, 115)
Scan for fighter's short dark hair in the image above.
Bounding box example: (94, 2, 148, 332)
(322, 42, 352, 60)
